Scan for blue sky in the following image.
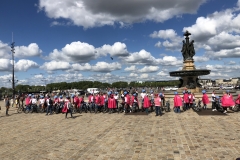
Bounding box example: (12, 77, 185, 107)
(0, 0, 240, 87)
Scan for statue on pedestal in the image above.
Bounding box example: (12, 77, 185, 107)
(181, 31, 195, 61)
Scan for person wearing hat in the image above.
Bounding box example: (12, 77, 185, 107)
(159, 92, 165, 107)
(38, 96, 45, 111)
(201, 90, 209, 110)
(173, 92, 182, 113)
(62, 96, 73, 118)
(124, 91, 131, 113)
(154, 94, 162, 116)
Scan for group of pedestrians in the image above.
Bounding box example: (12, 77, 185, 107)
(2, 89, 240, 117)
(173, 89, 240, 114)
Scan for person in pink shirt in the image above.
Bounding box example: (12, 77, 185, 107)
(143, 94, 150, 114)
(154, 94, 162, 116)
(201, 90, 209, 110)
(174, 92, 182, 113)
(25, 94, 32, 112)
(235, 94, 240, 105)
(221, 92, 235, 113)
(183, 91, 189, 110)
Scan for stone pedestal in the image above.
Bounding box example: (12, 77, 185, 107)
(182, 60, 196, 71)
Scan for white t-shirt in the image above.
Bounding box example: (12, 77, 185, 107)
(114, 95, 118, 100)
(39, 99, 45, 104)
(140, 93, 146, 99)
(31, 98, 37, 104)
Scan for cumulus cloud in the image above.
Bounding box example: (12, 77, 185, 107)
(49, 41, 97, 63)
(139, 66, 159, 73)
(0, 41, 11, 59)
(129, 73, 138, 77)
(150, 29, 182, 51)
(97, 42, 129, 57)
(38, 0, 206, 28)
(194, 56, 209, 62)
(40, 61, 72, 71)
(139, 73, 148, 79)
(0, 59, 38, 72)
(15, 43, 42, 57)
(92, 62, 121, 72)
(15, 60, 39, 71)
(125, 49, 160, 65)
(157, 71, 168, 76)
(124, 65, 137, 71)
(0, 59, 12, 71)
(154, 41, 161, 48)
(72, 63, 92, 71)
(71, 62, 121, 72)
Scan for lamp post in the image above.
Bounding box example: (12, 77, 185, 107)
(10, 42, 18, 98)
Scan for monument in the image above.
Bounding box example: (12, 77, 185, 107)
(169, 31, 211, 92)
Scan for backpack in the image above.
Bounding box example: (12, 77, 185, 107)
(49, 98, 53, 105)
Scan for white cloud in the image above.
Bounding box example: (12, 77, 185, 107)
(139, 66, 159, 73)
(150, 29, 178, 39)
(15, 43, 42, 57)
(72, 63, 92, 71)
(92, 62, 121, 72)
(97, 42, 129, 57)
(0, 59, 38, 72)
(129, 73, 138, 77)
(38, 0, 207, 28)
(194, 56, 209, 62)
(0, 41, 11, 59)
(150, 29, 182, 51)
(49, 41, 97, 63)
(40, 61, 72, 71)
(154, 41, 161, 48)
(0, 59, 12, 71)
(125, 49, 160, 65)
(157, 71, 168, 76)
(139, 73, 148, 79)
(15, 60, 39, 71)
(124, 65, 136, 71)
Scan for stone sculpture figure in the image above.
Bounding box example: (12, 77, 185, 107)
(181, 31, 195, 61)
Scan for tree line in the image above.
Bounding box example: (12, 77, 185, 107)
(0, 80, 180, 95)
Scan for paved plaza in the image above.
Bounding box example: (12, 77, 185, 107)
(0, 100, 240, 160)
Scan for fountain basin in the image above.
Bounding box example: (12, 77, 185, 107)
(169, 69, 211, 77)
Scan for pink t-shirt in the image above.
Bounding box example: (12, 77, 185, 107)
(154, 97, 161, 106)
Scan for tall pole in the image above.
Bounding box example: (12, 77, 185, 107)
(11, 35, 15, 98)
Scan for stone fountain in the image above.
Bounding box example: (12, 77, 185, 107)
(169, 31, 211, 93)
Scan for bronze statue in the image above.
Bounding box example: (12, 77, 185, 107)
(181, 31, 195, 61)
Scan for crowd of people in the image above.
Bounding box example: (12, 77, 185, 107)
(2, 89, 240, 118)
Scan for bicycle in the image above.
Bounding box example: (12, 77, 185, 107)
(192, 99, 202, 112)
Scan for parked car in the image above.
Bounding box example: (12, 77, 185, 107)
(171, 86, 179, 91)
(235, 86, 240, 89)
(222, 86, 234, 90)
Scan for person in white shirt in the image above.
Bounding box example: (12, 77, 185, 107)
(39, 96, 45, 109)
(114, 92, 119, 109)
(211, 90, 217, 111)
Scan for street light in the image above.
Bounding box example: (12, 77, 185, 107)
(10, 42, 18, 98)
